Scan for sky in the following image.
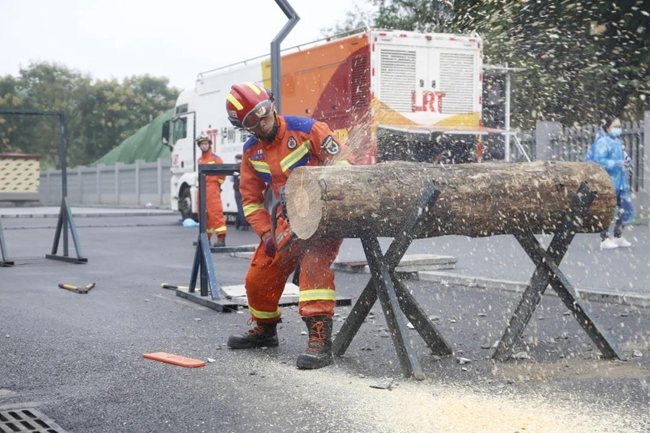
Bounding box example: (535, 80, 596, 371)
(0, 0, 371, 90)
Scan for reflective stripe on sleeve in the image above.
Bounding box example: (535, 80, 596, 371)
(244, 203, 265, 217)
(250, 160, 272, 183)
(250, 160, 270, 174)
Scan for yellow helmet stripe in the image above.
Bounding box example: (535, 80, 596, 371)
(227, 93, 243, 110)
(244, 82, 262, 95)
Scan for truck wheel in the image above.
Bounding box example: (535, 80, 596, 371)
(178, 187, 194, 221)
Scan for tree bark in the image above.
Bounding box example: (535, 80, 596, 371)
(285, 161, 616, 240)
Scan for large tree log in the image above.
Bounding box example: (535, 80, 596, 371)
(285, 161, 616, 240)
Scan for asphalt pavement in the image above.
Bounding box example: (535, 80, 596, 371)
(0, 207, 649, 432)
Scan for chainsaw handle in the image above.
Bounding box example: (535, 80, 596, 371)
(270, 200, 281, 246)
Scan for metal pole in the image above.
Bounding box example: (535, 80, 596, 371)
(58, 114, 69, 256)
(504, 63, 511, 162)
(271, 0, 300, 114)
(59, 114, 68, 198)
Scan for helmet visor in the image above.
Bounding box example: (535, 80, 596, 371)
(242, 100, 273, 130)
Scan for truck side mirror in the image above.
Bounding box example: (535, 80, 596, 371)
(161, 120, 171, 148)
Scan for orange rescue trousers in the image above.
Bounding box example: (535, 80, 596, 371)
(245, 237, 343, 323)
(197, 183, 226, 240)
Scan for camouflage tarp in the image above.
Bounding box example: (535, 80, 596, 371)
(93, 109, 173, 165)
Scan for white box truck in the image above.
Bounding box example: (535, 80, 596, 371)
(162, 28, 489, 220)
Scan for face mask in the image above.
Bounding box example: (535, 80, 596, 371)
(610, 127, 622, 137)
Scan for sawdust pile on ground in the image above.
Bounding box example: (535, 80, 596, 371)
(345, 381, 643, 433)
(252, 359, 648, 433)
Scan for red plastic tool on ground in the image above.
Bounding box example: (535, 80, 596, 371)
(142, 352, 205, 368)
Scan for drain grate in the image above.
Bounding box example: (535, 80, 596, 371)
(0, 408, 68, 433)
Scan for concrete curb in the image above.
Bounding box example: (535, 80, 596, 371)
(0, 211, 176, 219)
(419, 271, 650, 309)
(229, 255, 650, 309)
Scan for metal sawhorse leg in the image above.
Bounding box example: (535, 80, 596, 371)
(189, 166, 223, 302)
(0, 218, 14, 267)
(46, 198, 87, 263)
(333, 182, 453, 380)
(185, 164, 245, 312)
(493, 181, 622, 361)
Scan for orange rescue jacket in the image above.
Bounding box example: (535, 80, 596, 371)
(239, 115, 352, 237)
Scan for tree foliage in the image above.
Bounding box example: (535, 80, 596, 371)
(326, 0, 650, 128)
(0, 62, 180, 168)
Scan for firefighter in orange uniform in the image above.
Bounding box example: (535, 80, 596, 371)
(224, 82, 352, 369)
(196, 134, 227, 247)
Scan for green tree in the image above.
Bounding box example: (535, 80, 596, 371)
(0, 75, 23, 153)
(328, 0, 650, 128)
(0, 62, 180, 168)
(0, 62, 92, 168)
(75, 75, 178, 165)
(321, 0, 378, 36)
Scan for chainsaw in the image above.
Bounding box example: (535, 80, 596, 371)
(270, 186, 297, 252)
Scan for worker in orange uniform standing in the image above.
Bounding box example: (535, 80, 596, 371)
(196, 134, 227, 247)
(224, 82, 353, 369)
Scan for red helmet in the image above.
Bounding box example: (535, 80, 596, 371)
(226, 82, 274, 129)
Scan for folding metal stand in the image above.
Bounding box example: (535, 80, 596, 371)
(47, 198, 87, 263)
(332, 182, 453, 380)
(493, 181, 622, 361)
(187, 164, 241, 310)
(182, 164, 315, 312)
(0, 109, 87, 265)
(0, 219, 14, 267)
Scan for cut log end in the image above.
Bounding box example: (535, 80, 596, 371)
(285, 168, 323, 239)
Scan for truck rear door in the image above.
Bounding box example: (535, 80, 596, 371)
(372, 31, 481, 126)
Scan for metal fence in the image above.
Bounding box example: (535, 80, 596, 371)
(40, 158, 172, 207)
(547, 120, 645, 191)
(514, 129, 536, 162)
(37, 114, 648, 212)
(522, 118, 646, 192)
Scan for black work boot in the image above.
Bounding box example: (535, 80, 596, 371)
(213, 234, 226, 248)
(296, 316, 333, 369)
(227, 321, 279, 349)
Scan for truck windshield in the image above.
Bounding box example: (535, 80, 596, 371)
(172, 117, 187, 145)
